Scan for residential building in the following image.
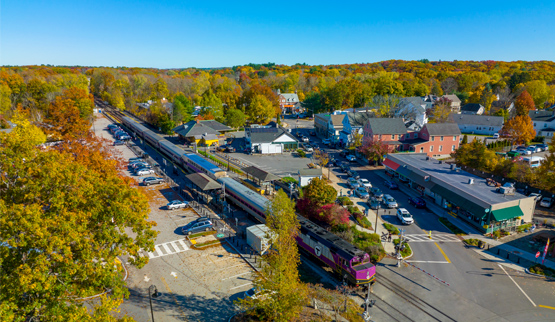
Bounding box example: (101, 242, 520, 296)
(173, 120, 232, 145)
(298, 168, 323, 187)
(450, 114, 504, 136)
(442, 94, 462, 113)
(383, 153, 535, 233)
(137, 98, 174, 114)
(529, 110, 555, 138)
(460, 103, 485, 115)
(490, 100, 515, 117)
(314, 113, 345, 143)
(339, 112, 373, 147)
(396, 97, 432, 127)
(278, 90, 301, 114)
(245, 124, 299, 154)
(362, 118, 408, 152)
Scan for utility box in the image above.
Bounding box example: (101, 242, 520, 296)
(246, 224, 273, 255)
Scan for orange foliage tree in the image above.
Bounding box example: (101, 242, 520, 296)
(501, 115, 536, 145)
(515, 90, 535, 116)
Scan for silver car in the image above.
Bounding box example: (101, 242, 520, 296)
(354, 187, 370, 199)
(382, 194, 398, 208)
(167, 200, 189, 210)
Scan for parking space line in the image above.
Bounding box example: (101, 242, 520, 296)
(221, 271, 251, 281)
(499, 264, 536, 307)
(434, 242, 451, 263)
(230, 282, 253, 291)
(217, 263, 247, 271)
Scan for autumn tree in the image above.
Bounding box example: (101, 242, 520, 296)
(225, 108, 246, 129)
(241, 190, 306, 321)
(524, 80, 550, 107)
(515, 90, 535, 116)
(302, 177, 337, 207)
(317, 204, 350, 227)
(200, 89, 224, 123)
(501, 115, 536, 145)
(246, 94, 275, 124)
(536, 140, 555, 192)
(452, 138, 499, 172)
(429, 97, 453, 123)
(360, 139, 390, 165)
(45, 93, 91, 140)
(0, 119, 157, 320)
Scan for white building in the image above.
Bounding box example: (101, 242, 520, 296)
(298, 168, 323, 187)
(245, 125, 299, 154)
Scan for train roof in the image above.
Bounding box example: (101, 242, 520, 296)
(219, 177, 269, 212)
(122, 116, 149, 132)
(298, 216, 366, 261)
(159, 140, 186, 157)
(184, 153, 224, 174)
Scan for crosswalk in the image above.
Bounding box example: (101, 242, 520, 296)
(404, 234, 461, 243)
(142, 239, 190, 259)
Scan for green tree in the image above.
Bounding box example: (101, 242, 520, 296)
(524, 80, 550, 107)
(246, 94, 275, 124)
(303, 177, 337, 207)
(241, 190, 306, 321)
(452, 138, 499, 172)
(225, 108, 246, 129)
(536, 140, 555, 192)
(200, 89, 224, 123)
(0, 121, 157, 321)
(172, 94, 194, 124)
(461, 134, 468, 145)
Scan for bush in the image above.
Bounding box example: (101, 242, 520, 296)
(383, 222, 400, 235)
(337, 196, 353, 206)
(297, 149, 306, 158)
(393, 238, 412, 257)
(463, 238, 480, 246)
(517, 223, 532, 233)
(529, 264, 555, 278)
(281, 177, 298, 185)
(438, 217, 467, 236)
(492, 230, 501, 239)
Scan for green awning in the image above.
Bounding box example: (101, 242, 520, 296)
(431, 185, 487, 217)
(491, 206, 524, 222)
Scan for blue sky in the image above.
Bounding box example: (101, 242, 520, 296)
(2, 1, 554, 68)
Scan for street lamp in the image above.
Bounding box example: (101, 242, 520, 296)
(149, 285, 159, 322)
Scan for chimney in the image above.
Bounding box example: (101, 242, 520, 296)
(468, 178, 474, 185)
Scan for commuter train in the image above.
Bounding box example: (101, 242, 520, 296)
(120, 116, 226, 180)
(219, 176, 376, 286)
(120, 114, 375, 285)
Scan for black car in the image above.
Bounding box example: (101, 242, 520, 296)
(339, 163, 351, 172)
(408, 197, 426, 208)
(384, 180, 399, 189)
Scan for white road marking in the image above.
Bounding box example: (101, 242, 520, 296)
(216, 263, 247, 271)
(498, 264, 536, 307)
(178, 239, 189, 251)
(404, 234, 461, 242)
(406, 260, 450, 263)
(144, 275, 150, 282)
(162, 243, 173, 254)
(144, 239, 191, 259)
(230, 282, 253, 291)
(221, 271, 251, 281)
(171, 272, 178, 278)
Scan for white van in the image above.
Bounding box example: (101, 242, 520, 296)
(493, 133, 500, 139)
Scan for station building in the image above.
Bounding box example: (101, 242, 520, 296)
(383, 153, 535, 233)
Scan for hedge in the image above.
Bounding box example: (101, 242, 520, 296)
(383, 223, 400, 235)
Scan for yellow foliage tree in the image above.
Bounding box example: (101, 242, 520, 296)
(501, 115, 536, 145)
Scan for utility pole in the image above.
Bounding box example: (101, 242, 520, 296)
(148, 285, 159, 322)
(289, 182, 294, 200)
(396, 229, 406, 268)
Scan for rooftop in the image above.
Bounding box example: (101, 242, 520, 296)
(529, 110, 555, 122)
(450, 114, 504, 127)
(461, 103, 484, 113)
(247, 126, 298, 143)
(173, 120, 231, 138)
(424, 123, 461, 136)
(299, 168, 323, 176)
(386, 153, 532, 209)
(367, 118, 407, 135)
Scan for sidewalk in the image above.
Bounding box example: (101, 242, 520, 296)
(371, 167, 555, 272)
(326, 170, 396, 255)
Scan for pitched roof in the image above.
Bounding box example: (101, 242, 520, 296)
(248, 126, 298, 144)
(367, 118, 407, 135)
(450, 114, 504, 127)
(242, 166, 280, 182)
(279, 93, 299, 103)
(442, 95, 461, 103)
(424, 123, 462, 136)
(399, 97, 430, 113)
(330, 114, 345, 126)
(185, 173, 221, 191)
(461, 103, 484, 113)
(346, 112, 372, 127)
(528, 110, 555, 122)
(299, 168, 323, 176)
(173, 120, 230, 137)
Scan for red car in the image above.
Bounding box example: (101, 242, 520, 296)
(408, 197, 426, 208)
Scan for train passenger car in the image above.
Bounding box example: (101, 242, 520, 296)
(159, 140, 186, 166)
(142, 128, 165, 149)
(121, 116, 148, 137)
(182, 153, 227, 180)
(217, 177, 375, 286)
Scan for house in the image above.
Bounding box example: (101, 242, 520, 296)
(298, 168, 323, 187)
(278, 90, 301, 114)
(441, 95, 462, 113)
(313, 113, 345, 143)
(450, 114, 504, 136)
(383, 153, 535, 233)
(460, 103, 485, 115)
(490, 100, 515, 117)
(529, 110, 555, 138)
(137, 98, 174, 114)
(362, 118, 408, 152)
(396, 97, 432, 127)
(245, 124, 299, 154)
(339, 112, 373, 147)
(173, 120, 232, 145)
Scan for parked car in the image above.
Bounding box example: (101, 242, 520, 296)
(347, 170, 360, 179)
(136, 169, 155, 176)
(528, 193, 542, 203)
(536, 144, 549, 151)
(396, 208, 414, 225)
(370, 187, 383, 200)
(358, 178, 372, 190)
(493, 133, 500, 139)
(181, 217, 214, 235)
(167, 200, 189, 210)
(408, 197, 427, 208)
(133, 167, 152, 175)
(384, 180, 399, 190)
(346, 155, 356, 162)
(354, 187, 370, 199)
(130, 162, 149, 169)
(143, 177, 165, 186)
(302, 136, 309, 143)
(304, 144, 314, 152)
(382, 194, 398, 208)
(367, 197, 381, 210)
(540, 197, 554, 208)
(129, 157, 144, 162)
(339, 151, 347, 158)
(107, 124, 118, 130)
(339, 163, 351, 172)
(113, 140, 125, 146)
(526, 146, 538, 153)
(225, 146, 236, 153)
(119, 134, 132, 141)
(348, 178, 360, 189)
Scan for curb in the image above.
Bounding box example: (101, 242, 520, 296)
(524, 268, 555, 280)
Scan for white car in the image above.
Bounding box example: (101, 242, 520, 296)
(358, 178, 372, 190)
(540, 197, 553, 208)
(136, 169, 155, 176)
(397, 208, 414, 225)
(167, 200, 189, 210)
(346, 155, 356, 162)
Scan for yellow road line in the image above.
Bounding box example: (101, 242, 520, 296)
(434, 242, 451, 263)
(160, 277, 188, 319)
(539, 305, 555, 310)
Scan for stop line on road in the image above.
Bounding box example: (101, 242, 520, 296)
(141, 239, 190, 259)
(404, 234, 461, 242)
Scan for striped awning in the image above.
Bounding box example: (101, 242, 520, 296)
(383, 158, 400, 171)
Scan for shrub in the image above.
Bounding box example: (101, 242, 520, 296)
(529, 264, 555, 278)
(492, 230, 501, 239)
(282, 177, 298, 185)
(297, 149, 306, 158)
(393, 238, 412, 257)
(382, 223, 400, 235)
(316, 204, 350, 227)
(337, 196, 353, 206)
(464, 238, 480, 246)
(517, 223, 532, 233)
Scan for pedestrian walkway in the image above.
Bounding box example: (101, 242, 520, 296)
(371, 167, 555, 272)
(404, 234, 461, 242)
(140, 239, 190, 259)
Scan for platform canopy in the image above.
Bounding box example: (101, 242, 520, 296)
(242, 166, 280, 182)
(186, 173, 221, 191)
